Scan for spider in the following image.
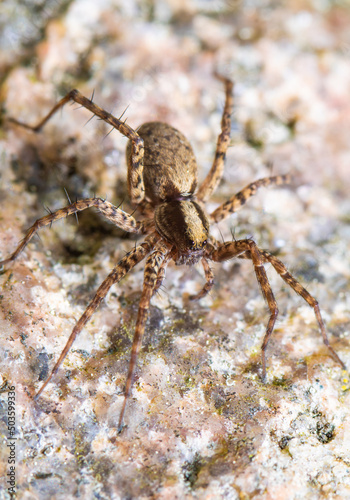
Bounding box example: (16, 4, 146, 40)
(1, 74, 345, 431)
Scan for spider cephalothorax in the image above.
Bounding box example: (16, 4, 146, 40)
(1, 74, 345, 432)
(154, 199, 209, 264)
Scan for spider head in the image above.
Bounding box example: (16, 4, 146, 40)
(154, 199, 209, 265)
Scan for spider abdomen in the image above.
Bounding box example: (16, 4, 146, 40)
(127, 122, 198, 204)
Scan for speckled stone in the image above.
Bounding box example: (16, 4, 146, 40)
(1, 1, 350, 499)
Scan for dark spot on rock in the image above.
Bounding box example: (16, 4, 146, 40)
(278, 435, 293, 450)
(316, 421, 335, 444)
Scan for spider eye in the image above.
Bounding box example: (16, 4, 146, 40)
(203, 239, 207, 246)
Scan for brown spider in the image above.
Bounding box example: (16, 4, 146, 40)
(1, 75, 345, 431)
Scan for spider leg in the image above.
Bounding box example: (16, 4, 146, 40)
(152, 252, 172, 296)
(197, 75, 234, 202)
(238, 249, 346, 370)
(190, 258, 214, 300)
(210, 175, 291, 224)
(0, 198, 153, 267)
(35, 232, 159, 399)
(207, 239, 279, 379)
(8, 90, 145, 204)
(118, 240, 171, 432)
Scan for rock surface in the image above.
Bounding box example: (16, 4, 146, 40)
(1, 1, 350, 498)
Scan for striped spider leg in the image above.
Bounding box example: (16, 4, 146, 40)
(0, 197, 158, 395)
(194, 230, 346, 379)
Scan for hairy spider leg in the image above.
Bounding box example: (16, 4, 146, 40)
(237, 249, 346, 370)
(0, 198, 150, 268)
(8, 89, 145, 204)
(210, 175, 291, 223)
(152, 252, 173, 296)
(118, 240, 171, 432)
(197, 75, 234, 202)
(208, 239, 281, 378)
(209, 239, 345, 377)
(35, 234, 159, 399)
(190, 257, 214, 300)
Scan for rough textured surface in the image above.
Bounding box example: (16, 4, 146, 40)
(1, 1, 350, 499)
